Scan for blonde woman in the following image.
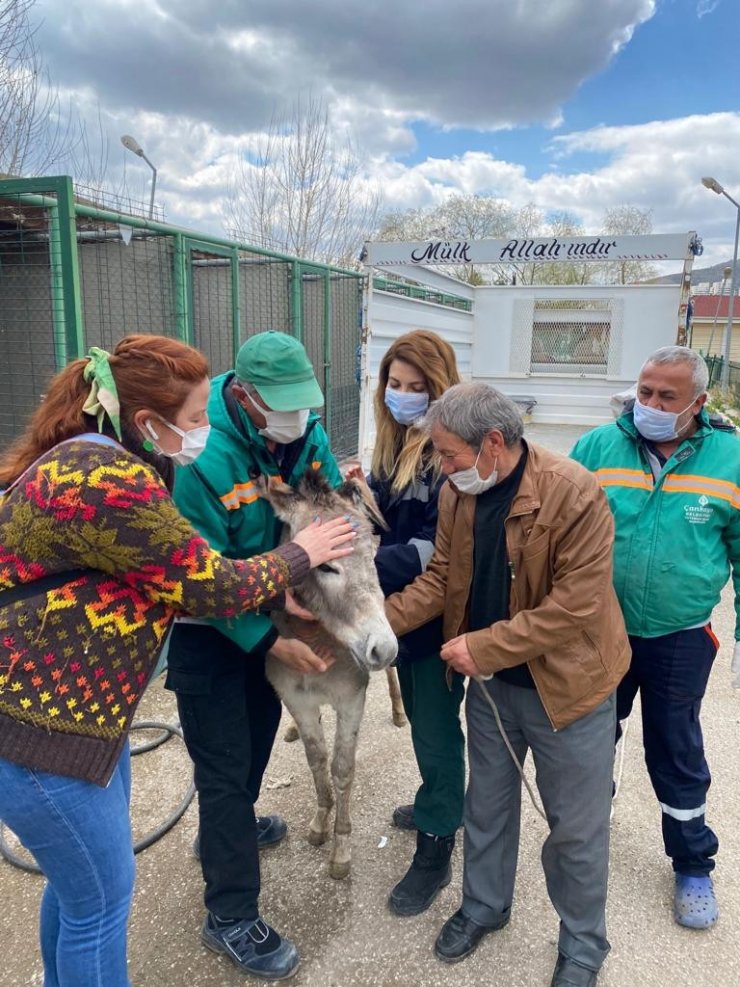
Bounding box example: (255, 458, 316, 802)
(353, 329, 464, 916)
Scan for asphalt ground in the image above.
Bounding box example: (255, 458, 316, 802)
(2, 424, 739, 987)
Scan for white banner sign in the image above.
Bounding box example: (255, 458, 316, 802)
(363, 233, 694, 267)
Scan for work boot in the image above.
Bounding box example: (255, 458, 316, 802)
(388, 830, 455, 916)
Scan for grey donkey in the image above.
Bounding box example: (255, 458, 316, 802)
(260, 470, 399, 879)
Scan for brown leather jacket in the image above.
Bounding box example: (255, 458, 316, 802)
(385, 441, 630, 730)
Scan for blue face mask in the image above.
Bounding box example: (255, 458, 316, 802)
(632, 398, 695, 443)
(384, 387, 429, 425)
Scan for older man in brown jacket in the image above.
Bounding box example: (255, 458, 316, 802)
(385, 382, 630, 987)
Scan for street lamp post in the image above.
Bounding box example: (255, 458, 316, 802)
(120, 134, 157, 220)
(702, 177, 740, 391)
(707, 266, 733, 355)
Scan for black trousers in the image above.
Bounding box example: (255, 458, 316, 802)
(617, 626, 719, 875)
(165, 623, 281, 919)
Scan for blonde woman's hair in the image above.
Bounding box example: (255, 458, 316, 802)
(371, 330, 461, 492)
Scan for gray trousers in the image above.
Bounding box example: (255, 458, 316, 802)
(463, 678, 616, 972)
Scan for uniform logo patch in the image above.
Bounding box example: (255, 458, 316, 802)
(684, 495, 713, 525)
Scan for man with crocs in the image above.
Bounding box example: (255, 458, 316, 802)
(572, 345, 740, 930)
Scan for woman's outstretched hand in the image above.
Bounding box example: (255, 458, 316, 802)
(344, 464, 365, 483)
(291, 515, 357, 568)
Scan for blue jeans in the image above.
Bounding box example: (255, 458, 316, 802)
(0, 745, 135, 987)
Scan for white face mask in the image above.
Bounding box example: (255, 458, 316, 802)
(632, 398, 696, 443)
(145, 420, 211, 466)
(246, 391, 309, 444)
(449, 448, 499, 496)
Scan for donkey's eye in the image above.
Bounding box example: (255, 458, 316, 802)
(317, 563, 340, 574)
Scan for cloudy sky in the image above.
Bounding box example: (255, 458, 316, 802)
(36, 0, 740, 269)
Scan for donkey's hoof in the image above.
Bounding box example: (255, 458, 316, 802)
(392, 712, 408, 728)
(308, 828, 328, 847)
(283, 723, 300, 743)
(329, 859, 351, 880)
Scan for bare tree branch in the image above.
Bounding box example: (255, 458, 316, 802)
(0, 0, 80, 176)
(224, 95, 380, 266)
(601, 205, 655, 284)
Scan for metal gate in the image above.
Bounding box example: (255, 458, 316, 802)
(0, 176, 363, 458)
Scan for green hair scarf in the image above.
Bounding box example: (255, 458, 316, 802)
(82, 347, 123, 440)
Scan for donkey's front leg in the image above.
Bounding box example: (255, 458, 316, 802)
(386, 666, 407, 728)
(329, 689, 367, 880)
(287, 700, 334, 846)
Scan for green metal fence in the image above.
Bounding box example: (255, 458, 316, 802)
(702, 353, 740, 400)
(0, 176, 364, 458)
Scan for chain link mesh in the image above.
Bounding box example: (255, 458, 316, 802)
(0, 188, 60, 449)
(80, 234, 177, 350)
(511, 297, 623, 375)
(0, 180, 364, 460)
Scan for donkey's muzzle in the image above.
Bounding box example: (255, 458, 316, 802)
(352, 618, 398, 671)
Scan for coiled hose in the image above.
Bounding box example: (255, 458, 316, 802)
(0, 720, 195, 875)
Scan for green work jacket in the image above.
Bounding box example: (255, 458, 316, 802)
(173, 371, 342, 653)
(571, 408, 740, 639)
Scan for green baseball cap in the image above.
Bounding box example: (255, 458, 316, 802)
(235, 331, 324, 411)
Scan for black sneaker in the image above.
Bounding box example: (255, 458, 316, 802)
(193, 815, 288, 860)
(256, 814, 288, 848)
(201, 913, 299, 981)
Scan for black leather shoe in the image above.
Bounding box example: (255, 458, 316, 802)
(193, 815, 288, 860)
(202, 913, 299, 980)
(550, 953, 598, 986)
(434, 907, 509, 963)
(392, 804, 416, 830)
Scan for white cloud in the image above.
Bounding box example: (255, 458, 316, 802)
(38, 0, 656, 133)
(696, 0, 721, 17)
(72, 102, 740, 270)
(33, 0, 738, 269)
(368, 113, 740, 268)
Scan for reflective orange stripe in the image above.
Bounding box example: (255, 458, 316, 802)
(662, 480, 740, 506)
(667, 473, 740, 495)
(219, 481, 259, 510)
(594, 467, 652, 491)
(704, 624, 720, 651)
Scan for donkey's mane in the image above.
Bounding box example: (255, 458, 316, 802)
(297, 468, 337, 506)
(296, 468, 388, 531)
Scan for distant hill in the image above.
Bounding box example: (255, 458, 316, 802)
(649, 259, 739, 286)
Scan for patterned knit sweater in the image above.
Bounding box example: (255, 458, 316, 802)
(0, 439, 310, 785)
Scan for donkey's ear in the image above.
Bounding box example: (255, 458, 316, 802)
(298, 468, 335, 506)
(338, 477, 389, 531)
(257, 475, 301, 521)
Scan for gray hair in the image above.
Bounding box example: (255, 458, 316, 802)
(419, 382, 524, 448)
(641, 346, 709, 397)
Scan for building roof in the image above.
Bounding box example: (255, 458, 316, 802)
(691, 294, 740, 319)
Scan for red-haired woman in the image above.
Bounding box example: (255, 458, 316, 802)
(0, 335, 354, 987)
